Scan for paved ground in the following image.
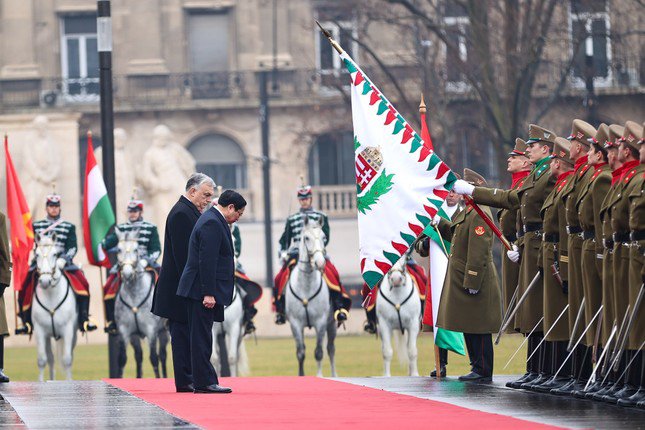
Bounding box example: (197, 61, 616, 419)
(337, 376, 645, 429)
(0, 381, 196, 429)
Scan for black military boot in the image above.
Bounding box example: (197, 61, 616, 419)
(274, 295, 286, 325)
(77, 296, 97, 333)
(536, 341, 570, 392)
(15, 309, 33, 335)
(363, 307, 377, 334)
(330, 290, 348, 326)
(618, 355, 645, 407)
(243, 306, 258, 335)
(103, 298, 118, 334)
(522, 340, 551, 390)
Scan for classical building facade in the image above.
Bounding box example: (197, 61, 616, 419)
(0, 0, 643, 341)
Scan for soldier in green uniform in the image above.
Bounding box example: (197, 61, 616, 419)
(16, 194, 96, 335)
(453, 124, 557, 389)
(433, 168, 501, 382)
(273, 185, 351, 325)
(619, 122, 645, 408)
(556, 125, 612, 396)
(101, 199, 161, 334)
(600, 121, 645, 403)
(499, 139, 531, 333)
(580, 124, 627, 399)
(532, 137, 575, 393)
(0, 210, 12, 382)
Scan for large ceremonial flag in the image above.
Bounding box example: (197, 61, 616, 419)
(419, 102, 465, 356)
(4, 136, 34, 290)
(341, 52, 456, 289)
(82, 132, 115, 266)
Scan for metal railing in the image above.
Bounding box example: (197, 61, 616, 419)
(313, 185, 356, 218)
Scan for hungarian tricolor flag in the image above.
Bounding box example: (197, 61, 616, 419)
(418, 100, 465, 355)
(341, 52, 456, 289)
(82, 132, 115, 266)
(5, 135, 34, 290)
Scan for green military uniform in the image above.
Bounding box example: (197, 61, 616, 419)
(472, 151, 555, 333)
(103, 220, 161, 262)
(499, 138, 530, 334)
(578, 125, 612, 347)
(562, 120, 597, 345)
(32, 218, 77, 262)
(628, 172, 644, 350)
(279, 208, 330, 254)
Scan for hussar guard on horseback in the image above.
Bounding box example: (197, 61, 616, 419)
(16, 193, 97, 335)
(273, 184, 351, 326)
(230, 221, 263, 335)
(102, 197, 161, 334)
(360, 250, 428, 334)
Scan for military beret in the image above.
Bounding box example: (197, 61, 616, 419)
(568, 119, 596, 147)
(463, 168, 487, 186)
(508, 138, 528, 157)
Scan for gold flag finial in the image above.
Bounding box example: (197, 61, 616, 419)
(315, 20, 344, 55)
(419, 94, 426, 114)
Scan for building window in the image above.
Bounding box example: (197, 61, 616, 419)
(188, 134, 246, 189)
(60, 15, 99, 101)
(443, 2, 470, 88)
(315, 19, 358, 89)
(186, 11, 230, 99)
(308, 132, 354, 186)
(569, 0, 611, 85)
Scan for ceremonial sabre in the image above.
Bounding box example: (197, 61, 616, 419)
(567, 297, 586, 352)
(606, 304, 631, 374)
(552, 305, 603, 379)
(496, 271, 542, 344)
(463, 196, 512, 251)
(497, 284, 519, 338)
(584, 324, 618, 390)
(526, 304, 570, 363)
(611, 283, 644, 372)
(503, 316, 544, 370)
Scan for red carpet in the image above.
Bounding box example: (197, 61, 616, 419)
(106, 377, 566, 430)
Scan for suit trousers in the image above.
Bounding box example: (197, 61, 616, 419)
(188, 299, 219, 388)
(464, 333, 493, 377)
(169, 319, 192, 388)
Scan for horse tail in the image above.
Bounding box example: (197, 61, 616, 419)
(236, 340, 250, 377)
(392, 330, 408, 367)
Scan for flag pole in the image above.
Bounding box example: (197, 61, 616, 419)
(316, 21, 344, 54)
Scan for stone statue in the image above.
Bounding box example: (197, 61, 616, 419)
(137, 124, 196, 233)
(23, 115, 61, 219)
(96, 128, 134, 222)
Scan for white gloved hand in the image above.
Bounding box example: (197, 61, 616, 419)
(431, 214, 442, 226)
(507, 244, 520, 263)
(279, 251, 288, 264)
(452, 179, 475, 196)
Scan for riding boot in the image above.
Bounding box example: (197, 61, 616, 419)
(274, 294, 286, 325)
(330, 289, 348, 324)
(76, 295, 97, 333)
(15, 309, 32, 335)
(104, 298, 117, 334)
(242, 296, 258, 335)
(364, 307, 377, 334)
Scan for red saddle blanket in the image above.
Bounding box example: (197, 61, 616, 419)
(235, 270, 263, 305)
(19, 269, 90, 312)
(103, 267, 160, 300)
(360, 263, 428, 311)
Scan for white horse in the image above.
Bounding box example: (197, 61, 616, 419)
(32, 234, 78, 381)
(114, 229, 168, 378)
(376, 258, 421, 377)
(210, 283, 249, 377)
(286, 216, 337, 377)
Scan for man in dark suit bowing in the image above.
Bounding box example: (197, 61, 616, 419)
(177, 189, 247, 394)
(152, 173, 215, 393)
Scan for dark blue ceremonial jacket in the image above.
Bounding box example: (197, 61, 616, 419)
(176, 207, 235, 322)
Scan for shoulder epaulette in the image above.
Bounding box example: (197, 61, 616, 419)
(535, 164, 549, 178)
(624, 169, 638, 184)
(556, 178, 569, 193)
(578, 164, 591, 178)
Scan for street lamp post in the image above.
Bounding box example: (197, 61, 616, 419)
(97, 0, 119, 378)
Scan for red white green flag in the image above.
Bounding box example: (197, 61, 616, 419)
(342, 52, 457, 288)
(82, 132, 115, 266)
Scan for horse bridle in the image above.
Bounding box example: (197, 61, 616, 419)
(36, 244, 62, 284)
(298, 229, 326, 272)
(117, 239, 140, 271)
(378, 267, 415, 333)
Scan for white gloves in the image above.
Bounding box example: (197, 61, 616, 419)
(452, 179, 475, 196)
(431, 214, 442, 225)
(507, 244, 520, 263)
(279, 251, 288, 264)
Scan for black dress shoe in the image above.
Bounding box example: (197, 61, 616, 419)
(458, 371, 492, 383)
(550, 378, 580, 396)
(591, 383, 620, 401)
(176, 384, 194, 393)
(520, 373, 550, 390)
(506, 372, 538, 389)
(0, 369, 10, 383)
(637, 397, 645, 409)
(617, 388, 645, 407)
(430, 366, 446, 378)
(194, 384, 232, 394)
(533, 376, 570, 393)
(603, 385, 637, 404)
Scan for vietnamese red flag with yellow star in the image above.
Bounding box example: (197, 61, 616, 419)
(4, 135, 34, 290)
